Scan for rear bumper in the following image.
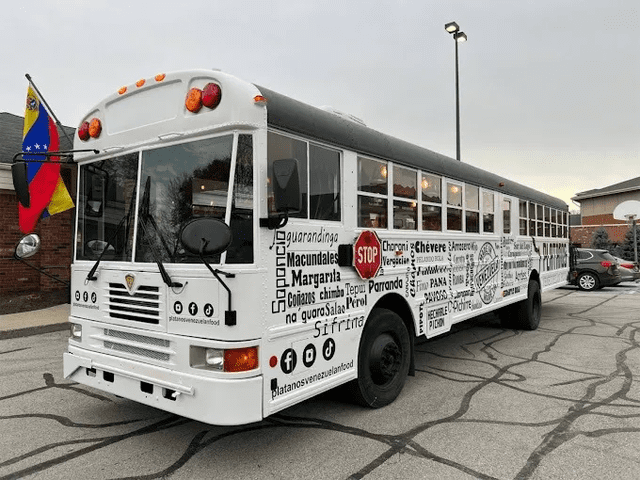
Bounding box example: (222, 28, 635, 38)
(600, 274, 622, 287)
(64, 345, 263, 425)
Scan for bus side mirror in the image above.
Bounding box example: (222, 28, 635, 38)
(180, 218, 233, 256)
(272, 158, 301, 213)
(12, 162, 30, 208)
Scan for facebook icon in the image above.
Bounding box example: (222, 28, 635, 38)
(280, 348, 297, 374)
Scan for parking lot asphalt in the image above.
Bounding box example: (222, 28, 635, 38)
(1, 282, 639, 479)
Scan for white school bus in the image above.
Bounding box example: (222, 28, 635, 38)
(57, 70, 569, 425)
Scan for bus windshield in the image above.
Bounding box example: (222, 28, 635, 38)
(76, 133, 254, 265)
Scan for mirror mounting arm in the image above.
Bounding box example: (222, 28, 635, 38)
(199, 239, 237, 326)
(13, 253, 70, 287)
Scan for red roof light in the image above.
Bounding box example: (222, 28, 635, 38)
(78, 121, 90, 141)
(202, 83, 222, 109)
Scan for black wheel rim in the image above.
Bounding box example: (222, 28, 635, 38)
(369, 333, 402, 385)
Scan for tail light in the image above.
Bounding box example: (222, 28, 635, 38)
(620, 262, 635, 269)
(600, 261, 612, 268)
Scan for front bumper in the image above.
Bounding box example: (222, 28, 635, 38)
(64, 345, 263, 426)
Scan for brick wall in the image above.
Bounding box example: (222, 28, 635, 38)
(581, 213, 627, 226)
(0, 190, 73, 295)
(570, 224, 630, 247)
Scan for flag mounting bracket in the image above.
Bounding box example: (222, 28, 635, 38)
(12, 149, 100, 165)
(11, 150, 99, 209)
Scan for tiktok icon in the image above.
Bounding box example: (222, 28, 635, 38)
(322, 338, 336, 361)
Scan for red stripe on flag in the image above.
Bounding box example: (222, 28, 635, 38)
(18, 117, 61, 233)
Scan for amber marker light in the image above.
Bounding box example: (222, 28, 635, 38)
(224, 347, 259, 372)
(253, 95, 267, 104)
(155, 73, 166, 82)
(185, 87, 203, 113)
(136, 79, 146, 87)
(88, 118, 102, 138)
(118, 86, 127, 95)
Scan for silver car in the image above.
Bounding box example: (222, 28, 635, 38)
(614, 257, 640, 282)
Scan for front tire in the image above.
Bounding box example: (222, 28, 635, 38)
(577, 272, 599, 291)
(348, 308, 410, 408)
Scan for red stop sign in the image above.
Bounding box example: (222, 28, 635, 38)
(353, 230, 382, 279)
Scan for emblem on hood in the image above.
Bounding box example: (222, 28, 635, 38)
(124, 273, 136, 294)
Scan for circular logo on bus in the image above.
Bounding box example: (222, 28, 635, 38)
(474, 242, 500, 304)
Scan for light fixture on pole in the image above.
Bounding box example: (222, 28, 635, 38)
(445, 21, 467, 161)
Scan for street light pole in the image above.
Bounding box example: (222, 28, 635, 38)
(445, 22, 467, 161)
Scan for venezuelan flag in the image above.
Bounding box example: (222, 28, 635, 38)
(18, 87, 74, 233)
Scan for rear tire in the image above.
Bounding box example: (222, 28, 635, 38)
(577, 272, 599, 291)
(501, 279, 541, 330)
(347, 308, 410, 408)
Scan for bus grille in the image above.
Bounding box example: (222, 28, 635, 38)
(103, 328, 171, 362)
(106, 283, 161, 324)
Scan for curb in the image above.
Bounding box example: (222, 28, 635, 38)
(0, 322, 70, 341)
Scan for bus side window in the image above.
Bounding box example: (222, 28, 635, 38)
(421, 173, 442, 231)
(519, 200, 528, 235)
(465, 185, 479, 233)
(446, 182, 462, 231)
(227, 134, 254, 264)
(267, 132, 308, 218)
(393, 166, 417, 230)
(309, 144, 341, 221)
(357, 157, 388, 228)
(483, 191, 494, 233)
(503, 198, 511, 234)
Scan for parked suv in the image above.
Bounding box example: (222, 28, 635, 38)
(571, 248, 622, 291)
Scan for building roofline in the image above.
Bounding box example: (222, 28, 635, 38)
(572, 176, 640, 202)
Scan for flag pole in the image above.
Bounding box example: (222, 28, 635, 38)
(25, 73, 74, 148)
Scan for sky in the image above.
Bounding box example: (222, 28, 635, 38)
(1, 0, 638, 210)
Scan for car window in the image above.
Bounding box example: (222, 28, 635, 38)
(577, 250, 593, 261)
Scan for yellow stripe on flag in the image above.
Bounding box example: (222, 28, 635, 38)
(47, 175, 74, 215)
(23, 86, 40, 138)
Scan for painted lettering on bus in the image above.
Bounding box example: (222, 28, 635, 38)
(314, 315, 365, 338)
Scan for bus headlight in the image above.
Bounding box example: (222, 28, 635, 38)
(205, 348, 224, 370)
(190, 346, 258, 372)
(70, 323, 82, 341)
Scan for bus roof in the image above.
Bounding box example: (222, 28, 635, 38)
(256, 85, 567, 211)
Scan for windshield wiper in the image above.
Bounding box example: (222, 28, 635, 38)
(138, 176, 182, 288)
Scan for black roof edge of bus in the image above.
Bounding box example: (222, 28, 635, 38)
(255, 85, 567, 211)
